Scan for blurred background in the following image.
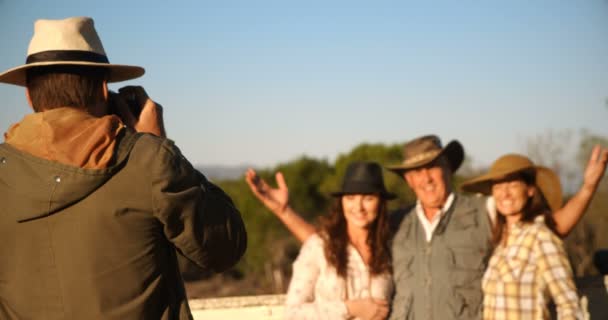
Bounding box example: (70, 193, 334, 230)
(1, 0, 607, 297)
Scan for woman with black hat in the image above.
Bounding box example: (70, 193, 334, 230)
(246, 162, 395, 320)
(461, 154, 583, 320)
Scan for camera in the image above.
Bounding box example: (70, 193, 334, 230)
(119, 88, 142, 116)
(108, 89, 142, 117)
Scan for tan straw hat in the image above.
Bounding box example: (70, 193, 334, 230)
(460, 154, 563, 211)
(386, 135, 464, 175)
(0, 16, 144, 86)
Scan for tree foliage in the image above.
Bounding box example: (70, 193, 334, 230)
(185, 130, 608, 295)
(196, 143, 412, 284)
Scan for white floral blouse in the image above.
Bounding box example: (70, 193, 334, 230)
(285, 234, 394, 320)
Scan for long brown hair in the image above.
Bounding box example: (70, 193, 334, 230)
(492, 172, 557, 246)
(319, 195, 392, 278)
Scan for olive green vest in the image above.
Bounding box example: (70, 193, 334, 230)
(389, 194, 492, 320)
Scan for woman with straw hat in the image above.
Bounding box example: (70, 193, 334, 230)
(246, 162, 395, 320)
(461, 154, 583, 319)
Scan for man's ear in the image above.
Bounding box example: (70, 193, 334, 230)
(25, 88, 34, 111)
(102, 80, 109, 101)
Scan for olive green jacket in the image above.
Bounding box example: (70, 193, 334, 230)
(0, 130, 247, 319)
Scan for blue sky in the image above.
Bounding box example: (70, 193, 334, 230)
(1, 0, 607, 169)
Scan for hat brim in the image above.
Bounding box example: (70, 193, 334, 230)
(460, 166, 534, 195)
(460, 165, 562, 211)
(330, 191, 397, 200)
(0, 61, 145, 86)
(387, 140, 464, 175)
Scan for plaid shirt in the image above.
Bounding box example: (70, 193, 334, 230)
(482, 217, 583, 320)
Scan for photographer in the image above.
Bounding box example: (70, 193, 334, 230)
(0, 16, 246, 319)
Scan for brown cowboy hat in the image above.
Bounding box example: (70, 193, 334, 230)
(331, 161, 396, 200)
(0, 16, 144, 86)
(460, 154, 563, 211)
(386, 135, 464, 175)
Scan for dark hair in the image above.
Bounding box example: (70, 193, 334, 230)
(26, 66, 108, 112)
(491, 171, 556, 246)
(319, 195, 392, 278)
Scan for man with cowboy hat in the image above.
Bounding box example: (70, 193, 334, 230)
(0, 17, 246, 319)
(386, 134, 608, 320)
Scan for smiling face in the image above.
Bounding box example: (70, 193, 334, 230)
(491, 175, 535, 220)
(341, 193, 381, 229)
(404, 156, 452, 215)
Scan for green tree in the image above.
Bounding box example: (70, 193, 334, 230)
(206, 157, 334, 293)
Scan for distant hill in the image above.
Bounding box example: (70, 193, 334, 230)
(196, 165, 250, 181)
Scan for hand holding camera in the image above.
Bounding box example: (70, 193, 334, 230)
(109, 86, 166, 138)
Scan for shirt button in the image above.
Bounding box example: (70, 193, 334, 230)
(54, 176, 61, 183)
(0, 157, 6, 164)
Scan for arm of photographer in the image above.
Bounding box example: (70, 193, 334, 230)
(115, 86, 246, 271)
(152, 138, 247, 272)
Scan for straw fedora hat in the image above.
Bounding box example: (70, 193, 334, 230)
(0, 16, 144, 86)
(386, 135, 464, 175)
(331, 162, 396, 200)
(460, 154, 563, 211)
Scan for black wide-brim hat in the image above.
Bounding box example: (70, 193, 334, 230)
(331, 161, 396, 200)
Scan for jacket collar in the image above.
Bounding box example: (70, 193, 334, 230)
(4, 107, 124, 169)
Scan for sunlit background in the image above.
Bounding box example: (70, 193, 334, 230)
(1, 0, 607, 169)
(3, 1, 608, 302)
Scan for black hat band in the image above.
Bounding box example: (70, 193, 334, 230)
(26, 50, 109, 64)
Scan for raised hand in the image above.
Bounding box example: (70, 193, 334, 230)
(582, 145, 608, 191)
(245, 169, 289, 215)
(552, 144, 608, 236)
(245, 168, 316, 242)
